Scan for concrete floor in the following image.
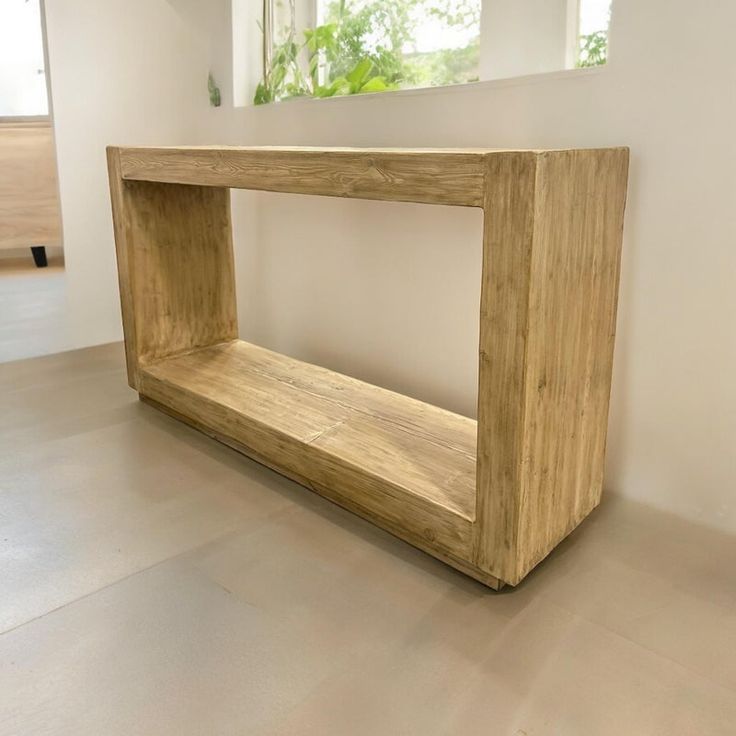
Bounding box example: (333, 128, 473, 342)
(0, 253, 69, 364)
(1, 342, 735, 735)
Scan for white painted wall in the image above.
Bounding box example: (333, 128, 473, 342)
(42, 0, 220, 349)
(222, 0, 736, 534)
(480, 0, 570, 80)
(232, 0, 263, 107)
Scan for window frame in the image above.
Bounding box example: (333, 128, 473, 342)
(257, 0, 609, 106)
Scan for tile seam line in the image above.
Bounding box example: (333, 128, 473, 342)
(557, 604, 736, 698)
(0, 504, 291, 638)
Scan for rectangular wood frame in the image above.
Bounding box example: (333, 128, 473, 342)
(107, 145, 629, 589)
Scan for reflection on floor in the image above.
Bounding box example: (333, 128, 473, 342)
(1, 342, 735, 735)
(0, 252, 68, 363)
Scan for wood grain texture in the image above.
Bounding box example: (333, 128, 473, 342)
(107, 145, 629, 588)
(107, 147, 237, 389)
(475, 148, 629, 584)
(139, 340, 475, 555)
(140, 393, 501, 589)
(514, 149, 629, 581)
(474, 151, 538, 581)
(107, 148, 139, 386)
(118, 147, 486, 207)
(0, 122, 62, 250)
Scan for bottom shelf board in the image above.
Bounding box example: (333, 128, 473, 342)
(138, 340, 478, 551)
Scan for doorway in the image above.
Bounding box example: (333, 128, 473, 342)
(0, 0, 66, 362)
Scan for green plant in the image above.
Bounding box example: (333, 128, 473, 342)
(254, 34, 307, 104)
(254, 20, 394, 103)
(576, 30, 608, 68)
(403, 37, 480, 88)
(208, 73, 221, 107)
(254, 0, 480, 105)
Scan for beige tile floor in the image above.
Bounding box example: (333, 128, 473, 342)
(1, 342, 735, 735)
(0, 253, 70, 364)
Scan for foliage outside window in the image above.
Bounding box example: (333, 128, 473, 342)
(576, 0, 611, 68)
(255, 0, 481, 105)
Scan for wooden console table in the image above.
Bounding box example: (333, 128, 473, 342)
(107, 145, 629, 589)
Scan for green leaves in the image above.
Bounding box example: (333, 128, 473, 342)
(253, 0, 479, 105)
(254, 32, 306, 104)
(576, 30, 608, 68)
(207, 73, 221, 107)
(254, 21, 396, 104)
(342, 59, 393, 94)
(253, 82, 273, 105)
(359, 76, 390, 93)
(304, 23, 337, 54)
(310, 59, 394, 99)
(345, 58, 372, 91)
(313, 79, 346, 98)
(305, 23, 338, 88)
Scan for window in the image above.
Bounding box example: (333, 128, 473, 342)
(256, 0, 481, 104)
(576, 0, 611, 68)
(252, 0, 611, 106)
(0, 0, 49, 117)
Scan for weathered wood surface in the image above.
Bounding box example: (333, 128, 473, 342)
(141, 392, 501, 590)
(108, 145, 629, 588)
(139, 340, 475, 556)
(514, 149, 629, 580)
(474, 149, 629, 584)
(118, 146, 488, 206)
(108, 147, 237, 389)
(474, 151, 538, 581)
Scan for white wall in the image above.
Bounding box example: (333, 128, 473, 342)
(222, 0, 736, 535)
(480, 0, 570, 80)
(43, 0, 220, 349)
(232, 0, 263, 107)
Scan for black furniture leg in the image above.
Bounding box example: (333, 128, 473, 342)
(31, 246, 48, 268)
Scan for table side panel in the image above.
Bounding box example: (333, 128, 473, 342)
(515, 148, 630, 581)
(474, 151, 539, 583)
(107, 149, 238, 388)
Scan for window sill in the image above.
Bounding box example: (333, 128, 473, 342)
(0, 115, 52, 126)
(245, 65, 606, 110)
